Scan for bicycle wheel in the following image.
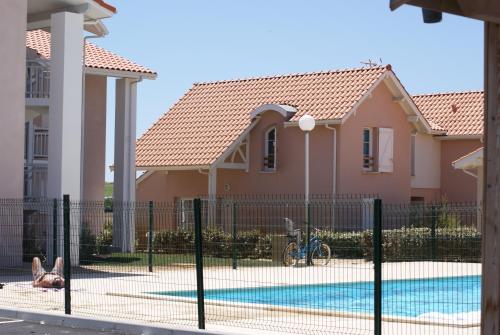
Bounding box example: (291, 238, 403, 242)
(311, 243, 331, 266)
(282, 242, 299, 266)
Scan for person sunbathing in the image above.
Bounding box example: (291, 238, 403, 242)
(32, 257, 65, 288)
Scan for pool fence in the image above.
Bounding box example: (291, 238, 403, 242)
(0, 195, 481, 335)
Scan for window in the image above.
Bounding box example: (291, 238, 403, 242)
(264, 127, 277, 170)
(362, 128, 374, 170)
(410, 134, 416, 177)
(363, 127, 394, 173)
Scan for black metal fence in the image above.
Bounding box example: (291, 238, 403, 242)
(0, 195, 481, 335)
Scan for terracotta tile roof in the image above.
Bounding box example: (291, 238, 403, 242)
(413, 91, 484, 136)
(136, 66, 388, 168)
(26, 29, 155, 76)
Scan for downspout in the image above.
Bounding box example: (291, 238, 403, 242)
(325, 125, 337, 196)
(325, 124, 337, 230)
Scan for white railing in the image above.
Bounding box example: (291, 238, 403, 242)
(33, 128, 48, 160)
(24, 164, 48, 199)
(26, 61, 50, 99)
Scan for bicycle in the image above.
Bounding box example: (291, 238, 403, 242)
(282, 218, 332, 266)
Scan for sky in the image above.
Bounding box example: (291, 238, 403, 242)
(94, 1, 483, 182)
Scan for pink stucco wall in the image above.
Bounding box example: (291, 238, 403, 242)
(82, 75, 107, 201)
(0, 0, 27, 199)
(0, 0, 27, 266)
(217, 111, 335, 196)
(337, 82, 412, 203)
(440, 139, 482, 203)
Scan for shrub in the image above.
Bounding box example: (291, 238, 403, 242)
(362, 227, 481, 262)
(318, 231, 367, 259)
(96, 220, 113, 255)
(151, 226, 481, 263)
(80, 222, 97, 262)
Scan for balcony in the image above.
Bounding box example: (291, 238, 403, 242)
(24, 126, 48, 199)
(26, 61, 50, 104)
(33, 128, 48, 160)
(24, 164, 47, 199)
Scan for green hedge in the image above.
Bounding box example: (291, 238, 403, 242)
(362, 227, 481, 262)
(151, 226, 480, 263)
(153, 227, 272, 259)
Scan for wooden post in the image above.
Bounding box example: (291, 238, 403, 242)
(482, 21, 500, 335)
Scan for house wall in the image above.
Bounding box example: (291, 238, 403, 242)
(0, 0, 27, 266)
(82, 75, 107, 201)
(337, 82, 413, 203)
(0, 0, 27, 199)
(410, 133, 441, 201)
(138, 170, 208, 203)
(216, 110, 335, 196)
(440, 139, 482, 203)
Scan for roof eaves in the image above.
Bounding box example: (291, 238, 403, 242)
(93, 0, 117, 13)
(85, 66, 157, 80)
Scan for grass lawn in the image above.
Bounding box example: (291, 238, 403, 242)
(83, 252, 273, 268)
(104, 182, 113, 198)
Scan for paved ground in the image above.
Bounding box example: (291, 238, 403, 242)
(0, 261, 482, 335)
(0, 317, 123, 335)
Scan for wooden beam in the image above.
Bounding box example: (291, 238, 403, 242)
(391, 0, 500, 24)
(482, 21, 500, 335)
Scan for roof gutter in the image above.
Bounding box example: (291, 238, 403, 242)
(84, 67, 157, 80)
(434, 134, 483, 141)
(284, 119, 341, 128)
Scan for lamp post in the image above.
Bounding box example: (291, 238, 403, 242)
(299, 114, 315, 266)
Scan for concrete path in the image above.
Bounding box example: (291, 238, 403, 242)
(0, 316, 122, 335)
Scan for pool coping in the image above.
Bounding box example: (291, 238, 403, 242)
(107, 291, 480, 329)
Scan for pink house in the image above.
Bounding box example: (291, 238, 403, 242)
(136, 66, 483, 214)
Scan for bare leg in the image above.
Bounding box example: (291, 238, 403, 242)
(51, 257, 63, 276)
(32, 257, 45, 281)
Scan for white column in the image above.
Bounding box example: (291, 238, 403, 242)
(47, 11, 84, 265)
(113, 78, 137, 252)
(47, 12, 84, 200)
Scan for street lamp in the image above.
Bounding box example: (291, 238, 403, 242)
(299, 114, 315, 203)
(299, 114, 315, 266)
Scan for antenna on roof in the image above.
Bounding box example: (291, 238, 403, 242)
(361, 58, 383, 68)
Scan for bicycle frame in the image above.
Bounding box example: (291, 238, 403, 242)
(288, 233, 323, 261)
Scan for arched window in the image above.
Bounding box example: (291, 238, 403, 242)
(264, 127, 277, 170)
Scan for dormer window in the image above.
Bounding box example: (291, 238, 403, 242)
(264, 127, 277, 171)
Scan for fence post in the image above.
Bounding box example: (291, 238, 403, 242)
(373, 198, 382, 335)
(193, 198, 205, 329)
(232, 202, 237, 270)
(63, 194, 71, 315)
(306, 202, 312, 266)
(52, 198, 58, 266)
(431, 205, 437, 261)
(148, 201, 154, 273)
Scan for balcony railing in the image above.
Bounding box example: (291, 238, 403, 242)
(26, 61, 50, 99)
(33, 128, 48, 160)
(24, 164, 48, 199)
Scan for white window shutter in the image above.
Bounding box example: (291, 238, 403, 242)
(378, 128, 394, 173)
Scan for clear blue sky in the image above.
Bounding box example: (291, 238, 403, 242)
(95, 1, 483, 182)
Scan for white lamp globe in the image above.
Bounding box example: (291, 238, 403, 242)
(299, 114, 316, 132)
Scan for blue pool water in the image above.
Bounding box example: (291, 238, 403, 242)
(150, 275, 480, 317)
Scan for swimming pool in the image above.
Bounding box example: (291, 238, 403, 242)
(150, 275, 480, 318)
